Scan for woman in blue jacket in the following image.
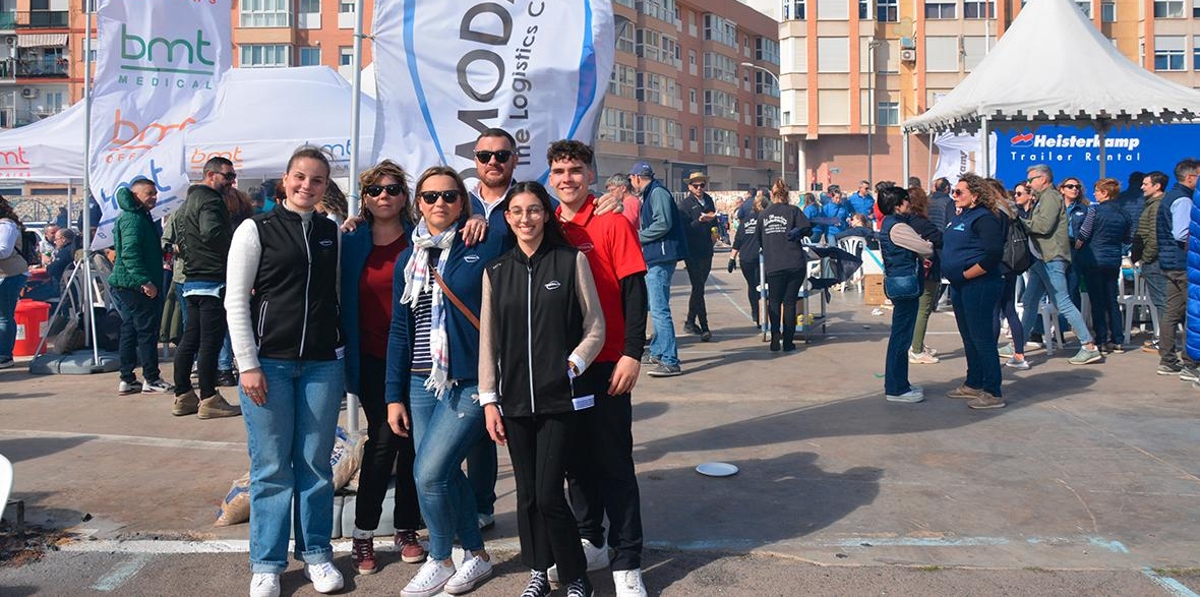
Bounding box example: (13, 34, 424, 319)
(1077, 178, 1132, 354)
(801, 192, 821, 242)
(385, 166, 506, 597)
(820, 189, 853, 245)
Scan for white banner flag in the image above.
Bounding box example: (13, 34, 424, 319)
(88, 0, 231, 248)
(932, 131, 997, 185)
(371, 0, 614, 185)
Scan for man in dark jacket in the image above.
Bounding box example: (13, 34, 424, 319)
(109, 180, 173, 396)
(631, 161, 687, 377)
(170, 156, 240, 419)
(927, 178, 955, 232)
(1155, 158, 1199, 381)
(679, 171, 716, 341)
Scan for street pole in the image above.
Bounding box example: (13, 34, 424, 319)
(741, 62, 784, 187)
(866, 40, 883, 186)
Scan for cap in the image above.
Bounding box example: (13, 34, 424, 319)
(630, 161, 655, 178)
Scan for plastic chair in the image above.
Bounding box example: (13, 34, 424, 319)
(0, 453, 12, 523)
(836, 236, 867, 292)
(1120, 266, 1159, 342)
(1037, 298, 1066, 356)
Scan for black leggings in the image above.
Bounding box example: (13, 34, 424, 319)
(354, 353, 421, 532)
(684, 254, 712, 330)
(766, 269, 805, 344)
(993, 273, 1025, 355)
(740, 259, 761, 324)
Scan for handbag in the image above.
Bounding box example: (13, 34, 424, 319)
(884, 257, 922, 300)
(431, 269, 480, 330)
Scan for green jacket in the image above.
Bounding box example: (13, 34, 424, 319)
(1134, 193, 1163, 264)
(1020, 186, 1071, 263)
(108, 187, 163, 289)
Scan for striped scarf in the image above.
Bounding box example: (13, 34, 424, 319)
(400, 220, 458, 398)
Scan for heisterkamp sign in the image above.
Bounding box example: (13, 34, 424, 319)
(371, 0, 615, 186)
(89, 0, 231, 248)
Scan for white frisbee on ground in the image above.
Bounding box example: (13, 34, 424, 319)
(695, 462, 739, 477)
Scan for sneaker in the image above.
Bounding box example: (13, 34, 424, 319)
(566, 576, 594, 597)
(304, 562, 345, 594)
(118, 380, 143, 395)
(646, 363, 682, 377)
(477, 513, 495, 532)
(215, 369, 238, 387)
(1180, 365, 1200, 383)
(1142, 340, 1160, 353)
(550, 539, 611, 583)
(141, 378, 174, 394)
(444, 552, 492, 595)
(967, 391, 1006, 410)
(700, 330, 713, 342)
(520, 570, 552, 597)
(1067, 347, 1103, 365)
(402, 558, 456, 597)
(947, 385, 982, 400)
(683, 321, 699, 334)
(198, 391, 241, 419)
(1158, 362, 1184, 375)
(1005, 356, 1031, 370)
(923, 346, 939, 357)
(640, 354, 661, 366)
(351, 536, 377, 575)
(0, 357, 14, 369)
(396, 529, 426, 563)
(613, 569, 649, 597)
(886, 388, 925, 403)
(1109, 343, 1126, 354)
(249, 572, 281, 597)
(1025, 341, 1044, 351)
(998, 344, 1014, 359)
(908, 350, 939, 364)
(172, 390, 200, 416)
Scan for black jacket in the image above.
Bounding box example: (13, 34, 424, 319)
(175, 184, 232, 282)
(756, 203, 812, 276)
(679, 192, 717, 257)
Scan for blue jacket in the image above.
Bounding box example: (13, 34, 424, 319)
(638, 178, 689, 265)
(1075, 201, 1131, 270)
(848, 192, 874, 222)
(1188, 192, 1199, 360)
(820, 201, 853, 236)
(1158, 184, 1190, 271)
(383, 217, 507, 405)
(802, 204, 821, 241)
(340, 221, 414, 394)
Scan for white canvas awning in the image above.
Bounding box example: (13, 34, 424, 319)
(17, 33, 68, 48)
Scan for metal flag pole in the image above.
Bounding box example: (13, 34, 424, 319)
(343, 0, 367, 435)
(759, 252, 768, 342)
(82, 0, 99, 366)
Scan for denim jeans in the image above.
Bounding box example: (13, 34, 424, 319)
(951, 275, 1004, 397)
(1020, 260, 1093, 345)
(408, 376, 486, 561)
(219, 332, 234, 371)
(885, 296, 919, 396)
(0, 274, 25, 361)
(1082, 266, 1123, 346)
(240, 358, 344, 574)
(994, 273, 1025, 355)
(111, 287, 164, 383)
(644, 261, 680, 367)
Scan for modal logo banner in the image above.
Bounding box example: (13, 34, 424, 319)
(88, 0, 231, 248)
(371, 0, 614, 186)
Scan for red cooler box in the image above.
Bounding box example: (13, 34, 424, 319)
(14, 299, 50, 357)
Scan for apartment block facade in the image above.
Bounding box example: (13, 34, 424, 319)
(743, 0, 1200, 191)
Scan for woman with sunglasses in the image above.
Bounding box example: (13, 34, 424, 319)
(479, 181, 605, 597)
(996, 183, 1032, 370)
(1060, 177, 1093, 312)
(386, 166, 506, 597)
(341, 160, 425, 575)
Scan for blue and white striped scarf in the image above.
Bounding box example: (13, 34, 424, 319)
(400, 220, 458, 398)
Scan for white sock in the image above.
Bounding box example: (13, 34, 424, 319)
(352, 527, 374, 540)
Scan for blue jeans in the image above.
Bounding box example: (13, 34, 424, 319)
(408, 376, 486, 561)
(219, 332, 234, 371)
(885, 296, 919, 396)
(644, 261, 680, 367)
(240, 358, 344, 574)
(951, 276, 1004, 397)
(1020, 260, 1093, 345)
(0, 274, 25, 360)
(111, 287, 164, 383)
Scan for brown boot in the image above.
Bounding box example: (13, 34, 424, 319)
(946, 384, 982, 400)
(172, 390, 200, 416)
(966, 391, 1006, 410)
(198, 391, 242, 419)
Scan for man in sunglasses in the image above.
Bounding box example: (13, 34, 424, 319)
(680, 171, 716, 341)
(169, 156, 242, 419)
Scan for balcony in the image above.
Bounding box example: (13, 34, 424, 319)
(15, 11, 68, 29)
(0, 11, 16, 31)
(0, 58, 15, 80)
(16, 57, 67, 78)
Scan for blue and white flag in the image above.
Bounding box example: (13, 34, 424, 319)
(371, 0, 614, 185)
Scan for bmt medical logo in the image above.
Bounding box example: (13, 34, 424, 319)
(116, 23, 217, 89)
(0, 147, 31, 177)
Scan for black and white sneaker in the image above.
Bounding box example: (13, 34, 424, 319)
(646, 363, 682, 377)
(520, 570, 551, 597)
(565, 576, 594, 597)
(142, 379, 175, 394)
(118, 380, 143, 395)
(0, 357, 14, 370)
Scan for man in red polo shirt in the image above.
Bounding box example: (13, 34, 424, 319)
(546, 139, 649, 597)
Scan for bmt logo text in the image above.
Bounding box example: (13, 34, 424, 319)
(0, 147, 29, 167)
(120, 24, 215, 75)
(109, 109, 196, 150)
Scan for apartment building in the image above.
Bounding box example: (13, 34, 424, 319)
(0, 0, 71, 128)
(743, 0, 1200, 191)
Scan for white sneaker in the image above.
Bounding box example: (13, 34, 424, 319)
(549, 539, 611, 583)
(402, 558, 456, 597)
(444, 552, 493, 594)
(304, 562, 344, 594)
(613, 568, 649, 597)
(249, 572, 281, 597)
(886, 388, 925, 403)
(908, 350, 940, 364)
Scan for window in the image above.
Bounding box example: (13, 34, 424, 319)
(689, 127, 697, 142)
(1154, 0, 1184, 17)
(79, 38, 97, 62)
(817, 89, 850, 125)
(756, 103, 781, 128)
(297, 0, 320, 28)
(964, 0, 994, 17)
(637, 73, 679, 108)
(339, 0, 354, 12)
(1154, 35, 1185, 70)
(757, 137, 782, 162)
(963, 36, 987, 71)
(1194, 37, 1200, 70)
(816, 37, 849, 73)
(783, 0, 806, 20)
(704, 89, 738, 120)
(1074, 0, 1092, 17)
(689, 88, 698, 113)
(756, 37, 780, 65)
(703, 52, 738, 84)
(703, 14, 738, 48)
(599, 107, 636, 143)
(1194, 0, 1200, 17)
(782, 111, 791, 125)
(876, 102, 899, 126)
(635, 28, 680, 66)
(817, 0, 848, 19)
(666, 120, 683, 150)
(298, 0, 320, 13)
(754, 71, 780, 97)
(877, 0, 898, 21)
(298, 46, 321, 66)
(240, 0, 290, 27)
(1101, 0, 1116, 20)
(925, 36, 959, 72)
(616, 19, 635, 53)
(608, 64, 636, 98)
(241, 44, 290, 67)
(704, 127, 738, 157)
(637, 115, 664, 147)
(339, 46, 353, 66)
(859, 0, 870, 19)
(925, 0, 957, 19)
(639, 0, 676, 24)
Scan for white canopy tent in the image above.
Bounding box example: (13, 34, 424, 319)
(900, 0, 1200, 177)
(0, 102, 86, 181)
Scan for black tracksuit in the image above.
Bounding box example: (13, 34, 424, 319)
(756, 203, 812, 346)
(679, 192, 716, 331)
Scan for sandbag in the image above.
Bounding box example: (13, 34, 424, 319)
(214, 472, 251, 527)
(331, 426, 364, 491)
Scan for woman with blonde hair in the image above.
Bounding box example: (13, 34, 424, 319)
(755, 179, 812, 352)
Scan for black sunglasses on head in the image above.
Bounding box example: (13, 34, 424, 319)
(419, 190, 461, 204)
(475, 150, 513, 164)
(365, 183, 404, 198)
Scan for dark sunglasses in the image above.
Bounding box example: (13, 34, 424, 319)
(474, 150, 512, 164)
(365, 183, 404, 198)
(951, 188, 965, 197)
(418, 190, 461, 204)
(1061, 184, 1080, 190)
(220, 171, 237, 181)
(691, 182, 706, 188)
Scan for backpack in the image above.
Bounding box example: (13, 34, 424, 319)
(1002, 216, 1033, 274)
(19, 229, 39, 266)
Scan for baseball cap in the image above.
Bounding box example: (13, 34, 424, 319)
(630, 161, 654, 178)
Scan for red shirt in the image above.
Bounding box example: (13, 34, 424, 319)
(557, 195, 647, 363)
(358, 235, 407, 358)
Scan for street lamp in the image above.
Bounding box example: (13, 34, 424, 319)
(740, 62, 785, 188)
(866, 39, 885, 186)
